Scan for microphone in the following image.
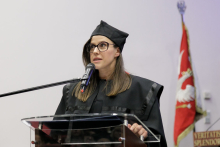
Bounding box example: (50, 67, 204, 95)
(80, 63, 95, 93)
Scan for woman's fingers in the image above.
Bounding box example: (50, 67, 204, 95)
(139, 128, 148, 138)
(129, 123, 140, 135)
(133, 124, 143, 135)
(128, 123, 148, 139)
(142, 130, 148, 138)
(127, 124, 132, 129)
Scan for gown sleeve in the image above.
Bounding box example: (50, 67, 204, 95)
(55, 83, 72, 115)
(51, 84, 72, 139)
(143, 84, 167, 147)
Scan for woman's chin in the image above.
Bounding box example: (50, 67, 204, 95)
(95, 66, 101, 70)
(93, 64, 100, 70)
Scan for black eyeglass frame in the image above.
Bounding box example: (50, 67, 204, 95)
(87, 41, 115, 53)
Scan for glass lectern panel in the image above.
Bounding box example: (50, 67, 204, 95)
(22, 113, 160, 147)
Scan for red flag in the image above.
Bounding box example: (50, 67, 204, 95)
(174, 24, 197, 147)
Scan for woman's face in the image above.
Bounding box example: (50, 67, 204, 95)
(89, 35, 120, 72)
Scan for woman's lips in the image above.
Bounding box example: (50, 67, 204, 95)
(93, 58, 102, 62)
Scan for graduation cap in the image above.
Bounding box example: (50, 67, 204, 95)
(90, 20, 129, 52)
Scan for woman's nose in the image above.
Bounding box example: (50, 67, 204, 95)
(93, 46, 99, 54)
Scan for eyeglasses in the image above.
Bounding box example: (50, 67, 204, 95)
(87, 42, 115, 53)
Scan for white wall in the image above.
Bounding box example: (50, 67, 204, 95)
(0, 0, 219, 147)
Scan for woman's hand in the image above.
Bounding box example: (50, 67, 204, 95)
(127, 123, 148, 139)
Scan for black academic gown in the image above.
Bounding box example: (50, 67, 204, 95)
(55, 74, 167, 147)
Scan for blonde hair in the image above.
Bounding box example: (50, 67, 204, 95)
(72, 39, 131, 102)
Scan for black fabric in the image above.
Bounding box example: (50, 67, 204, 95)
(91, 20, 129, 52)
(89, 79, 106, 113)
(55, 74, 167, 147)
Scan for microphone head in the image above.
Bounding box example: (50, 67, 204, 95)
(80, 63, 95, 93)
(86, 63, 95, 70)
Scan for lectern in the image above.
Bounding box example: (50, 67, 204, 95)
(22, 113, 161, 147)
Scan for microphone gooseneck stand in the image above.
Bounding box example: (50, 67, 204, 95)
(0, 78, 80, 98)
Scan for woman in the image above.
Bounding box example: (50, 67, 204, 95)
(55, 20, 167, 147)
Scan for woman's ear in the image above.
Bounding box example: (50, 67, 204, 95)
(115, 47, 120, 57)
